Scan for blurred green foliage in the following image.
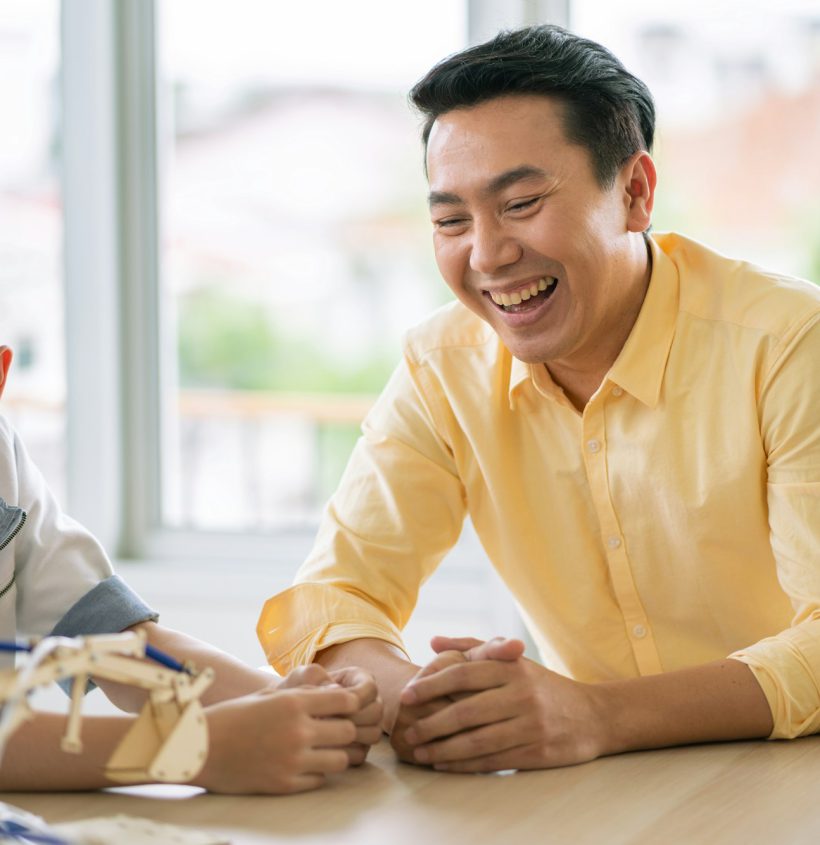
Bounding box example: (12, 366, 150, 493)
(177, 284, 396, 501)
(178, 285, 394, 393)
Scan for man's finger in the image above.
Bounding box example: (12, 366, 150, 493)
(413, 719, 526, 765)
(405, 687, 514, 746)
(431, 635, 484, 653)
(466, 638, 526, 662)
(431, 635, 526, 663)
(431, 744, 529, 773)
(401, 660, 509, 705)
(413, 650, 467, 682)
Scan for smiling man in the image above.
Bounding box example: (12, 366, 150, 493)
(258, 25, 820, 772)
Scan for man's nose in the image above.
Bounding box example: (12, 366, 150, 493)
(469, 219, 522, 275)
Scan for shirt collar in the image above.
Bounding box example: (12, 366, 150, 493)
(507, 234, 680, 410)
(509, 355, 531, 405)
(608, 234, 679, 408)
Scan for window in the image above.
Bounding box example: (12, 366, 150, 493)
(157, 1, 467, 533)
(50, 3, 819, 664)
(0, 0, 65, 502)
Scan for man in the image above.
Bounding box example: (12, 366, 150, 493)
(258, 25, 820, 773)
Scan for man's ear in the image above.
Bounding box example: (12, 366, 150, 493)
(622, 151, 656, 233)
(0, 347, 13, 400)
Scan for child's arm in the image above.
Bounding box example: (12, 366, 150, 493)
(92, 622, 385, 771)
(95, 621, 276, 711)
(0, 685, 360, 794)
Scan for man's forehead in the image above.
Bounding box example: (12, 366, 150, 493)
(427, 94, 566, 144)
(426, 96, 568, 170)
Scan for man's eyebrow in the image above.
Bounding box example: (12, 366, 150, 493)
(428, 165, 550, 208)
(486, 165, 550, 194)
(428, 190, 463, 208)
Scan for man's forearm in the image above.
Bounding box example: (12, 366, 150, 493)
(398, 645, 776, 772)
(593, 658, 773, 755)
(316, 638, 418, 731)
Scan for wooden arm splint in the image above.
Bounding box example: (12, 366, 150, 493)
(0, 631, 213, 784)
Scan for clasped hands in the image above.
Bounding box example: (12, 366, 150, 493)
(390, 636, 604, 774)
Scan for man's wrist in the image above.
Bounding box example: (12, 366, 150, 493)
(585, 659, 774, 757)
(585, 679, 629, 758)
(315, 638, 419, 733)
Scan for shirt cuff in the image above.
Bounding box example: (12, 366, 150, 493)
(50, 574, 159, 695)
(730, 615, 820, 739)
(257, 582, 409, 674)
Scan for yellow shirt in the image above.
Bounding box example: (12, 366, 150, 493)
(258, 233, 820, 739)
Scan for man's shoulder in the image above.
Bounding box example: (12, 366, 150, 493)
(402, 300, 500, 365)
(655, 232, 820, 339)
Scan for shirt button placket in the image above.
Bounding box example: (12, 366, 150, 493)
(583, 397, 663, 676)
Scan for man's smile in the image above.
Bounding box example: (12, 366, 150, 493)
(482, 276, 559, 321)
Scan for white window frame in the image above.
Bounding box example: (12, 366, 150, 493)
(61, 0, 569, 562)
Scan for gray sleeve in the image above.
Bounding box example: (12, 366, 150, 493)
(50, 575, 158, 695)
(50, 574, 158, 638)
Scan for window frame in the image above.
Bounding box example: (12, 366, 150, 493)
(61, 0, 568, 561)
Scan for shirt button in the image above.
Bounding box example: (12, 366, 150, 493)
(607, 536, 621, 549)
(632, 624, 647, 639)
(611, 386, 623, 397)
(586, 439, 601, 453)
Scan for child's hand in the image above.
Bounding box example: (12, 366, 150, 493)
(328, 666, 383, 765)
(276, 663, 337, 690)
(198, 685, 358, 794)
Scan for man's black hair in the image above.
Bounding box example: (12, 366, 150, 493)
(409, 24, 655, 187)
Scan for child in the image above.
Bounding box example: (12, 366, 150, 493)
(0, 346, 382, 794)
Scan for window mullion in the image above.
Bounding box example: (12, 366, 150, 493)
(61, 0, 122, 552)
(115, 0, 164, 558)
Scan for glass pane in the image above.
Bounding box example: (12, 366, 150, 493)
(0, 0, 65, 502)
(571, 0, 820, 279)
(158, 0, 467, 530)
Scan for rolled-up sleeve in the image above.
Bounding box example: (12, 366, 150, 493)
(9, 425, 158, 638)
(257, 353, 466, 674)
(730, 314, 820, 738)
(50, 574, 158, 639)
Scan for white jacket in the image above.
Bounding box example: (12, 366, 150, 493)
(0, 416, 155, 666)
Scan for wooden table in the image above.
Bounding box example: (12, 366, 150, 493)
(3, 736, 820, 844)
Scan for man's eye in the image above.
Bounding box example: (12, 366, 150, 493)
(435, 217, 468, 229)
(507, 196, 542, 213)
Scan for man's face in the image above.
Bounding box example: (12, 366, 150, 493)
(426, 95, 642, 367)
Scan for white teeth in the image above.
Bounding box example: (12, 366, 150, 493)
(489, 277, 556, 307)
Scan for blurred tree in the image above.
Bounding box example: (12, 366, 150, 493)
(177, 285, 395, 393)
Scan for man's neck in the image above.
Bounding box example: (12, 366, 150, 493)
(546, 233, 653, 412)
